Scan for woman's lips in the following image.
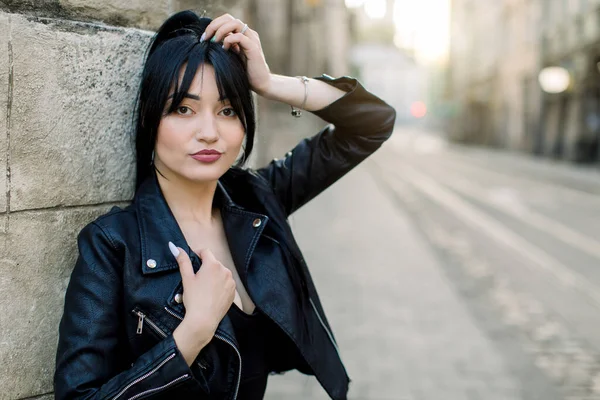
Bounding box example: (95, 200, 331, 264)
(191, 153, 222, 163)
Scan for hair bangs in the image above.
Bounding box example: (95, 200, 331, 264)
(215, 64, 249, 124)
(167, 43, 206, 114)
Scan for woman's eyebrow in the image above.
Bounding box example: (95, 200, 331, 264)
(166, 93, 229, 101)
(166, 93, 201, 100)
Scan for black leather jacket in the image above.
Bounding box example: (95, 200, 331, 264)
(54, 75, 396, 400)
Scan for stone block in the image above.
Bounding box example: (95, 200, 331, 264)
(30, 395, 54, 400)
(0, 14, 8, 213)
(1, 0, 244, 30)
(59, 0, 171, 30)
(0, 0, 168, 30)
(0, 205, 116, 398)
(9, 15, 148, 211)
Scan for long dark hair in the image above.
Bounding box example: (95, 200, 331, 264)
(134, 10, 256, 190)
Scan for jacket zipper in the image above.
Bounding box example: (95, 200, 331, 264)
(133, 309, 208, 370)
(112, 352, 179, 400)
(164, 306, 242, 400)
(134, 310, 166, 338)
(126, 374, 190, 400)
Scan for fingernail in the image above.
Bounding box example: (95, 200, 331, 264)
(210, 36, 217, 42)
(168, 241, 180, 258)
(200, 32, 206, 42)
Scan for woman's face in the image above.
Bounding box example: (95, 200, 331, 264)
(154, 64, 245, 184)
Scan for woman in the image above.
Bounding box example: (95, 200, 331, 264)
(54, 10, 395, 400)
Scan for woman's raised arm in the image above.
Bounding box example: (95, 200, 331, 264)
(256, 74, 396, 216)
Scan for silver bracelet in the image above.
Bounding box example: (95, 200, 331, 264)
(290, 76, 309, 117)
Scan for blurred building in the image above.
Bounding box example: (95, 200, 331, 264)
(447, 0, 600, 163)
(244, 0, 350, 78)
(538, 0, 600, 162)
(347, 0, 429, 125)
(351, 43, 426, 124)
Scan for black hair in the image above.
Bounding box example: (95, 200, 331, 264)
(134, 10, 256, 190)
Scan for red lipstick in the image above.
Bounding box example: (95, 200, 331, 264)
(191, 149, 222, 163)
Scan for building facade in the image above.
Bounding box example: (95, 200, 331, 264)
(448, 0, 600, 163)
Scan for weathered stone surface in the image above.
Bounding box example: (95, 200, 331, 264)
(0, 215, 6, 234)
(0, 205, 119, 398)
(0, 14, 8, 213)
(1, 0, 244, 30)
(0, 0, 168, 30)
(9, 15, 148, 211)
(59, 0, 170, 30)
(29, 395, 54, 400)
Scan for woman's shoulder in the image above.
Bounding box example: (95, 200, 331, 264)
(77, 204, 139, 250)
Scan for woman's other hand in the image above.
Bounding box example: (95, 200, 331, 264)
(202, 14, 272, 95)
(169, 242, 236, 366)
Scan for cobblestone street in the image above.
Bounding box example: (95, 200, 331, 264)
(263, 127, 579, 399)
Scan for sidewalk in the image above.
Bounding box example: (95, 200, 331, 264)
(263, 155, 521, 400)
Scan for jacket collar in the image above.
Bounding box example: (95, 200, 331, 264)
(133, 169, 268, 277)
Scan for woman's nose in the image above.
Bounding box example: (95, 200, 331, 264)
(194, 116, 219, 142)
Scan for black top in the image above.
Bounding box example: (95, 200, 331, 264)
(228, 303, 271, 399)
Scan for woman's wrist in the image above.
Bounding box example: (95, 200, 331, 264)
(253, 74, 274, 98)
(255, 74, 346, 112)
(173, 316, 215, 367)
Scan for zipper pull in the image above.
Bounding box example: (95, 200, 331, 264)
(136, 312, 145, 334)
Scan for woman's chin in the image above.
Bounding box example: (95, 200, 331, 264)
(184, 166, 229, 183)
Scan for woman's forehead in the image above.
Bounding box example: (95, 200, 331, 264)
(175, 64, 224, 101)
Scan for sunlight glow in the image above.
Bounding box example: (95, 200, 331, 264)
(364, 0, 387, 19)
(393, 0, 450, 63)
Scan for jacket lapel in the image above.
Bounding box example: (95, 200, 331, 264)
(134, 170, 196, 275)
(220, 205, 268, 280)
(134, 170, 268, 277)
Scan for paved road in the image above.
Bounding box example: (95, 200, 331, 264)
(263, 127, 583, 399)
(369, 128, 600, 399)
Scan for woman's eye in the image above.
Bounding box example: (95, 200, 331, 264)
(176, 106, 192, 115)
(220, 107, 237, 117)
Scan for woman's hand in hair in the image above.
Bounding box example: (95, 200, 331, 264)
(170, 244, 236, 366)
(202, 14, 272, 95)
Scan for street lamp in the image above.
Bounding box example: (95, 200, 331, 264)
(538, 66, 571, 93)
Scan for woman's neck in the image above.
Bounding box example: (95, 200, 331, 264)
(156, 169, 218, 227)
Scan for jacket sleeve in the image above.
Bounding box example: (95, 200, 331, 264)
(54, 222, 204, 399)
(256, 74, 396, 216)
